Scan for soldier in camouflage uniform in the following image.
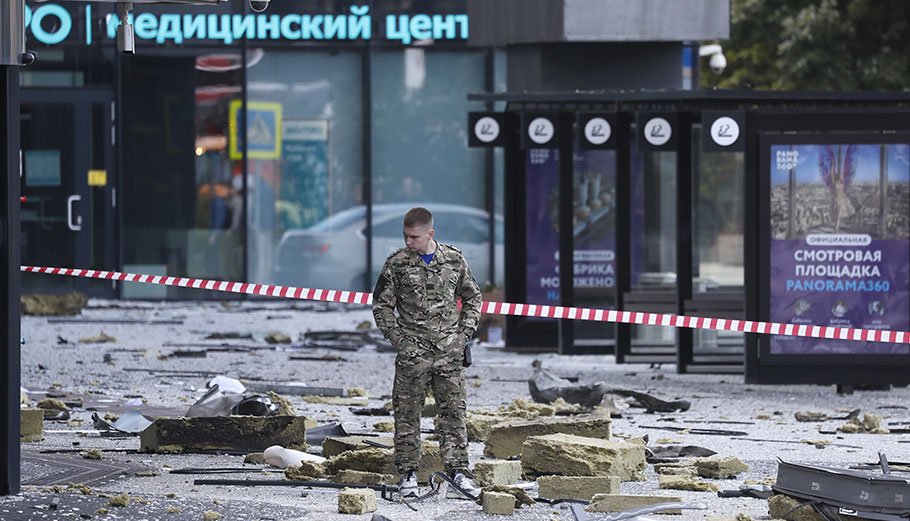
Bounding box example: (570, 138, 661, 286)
(372, 207, 482, 498)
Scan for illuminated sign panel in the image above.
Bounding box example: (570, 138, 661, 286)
(24, 3, 469, 46)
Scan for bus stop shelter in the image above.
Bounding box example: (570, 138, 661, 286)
(468, 89, 910, 385)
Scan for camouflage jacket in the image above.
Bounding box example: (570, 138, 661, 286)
(372, 243, 482, 346)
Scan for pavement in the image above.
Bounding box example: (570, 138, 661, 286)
(6, 297, 909, 520)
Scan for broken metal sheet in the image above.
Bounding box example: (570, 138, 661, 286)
(601, 501, 707, 520)
(529, 367, 690, 412)
(231, 396, 280, 416)
(91, 410, 155, 433)
(305, 423, 349, 445)
(775, 459, 910, 514)
(647, 445, 717, 459)
(207, 375, 246, 394)
(351, 407, 391, 416)
(570, 503, 588, 521)
(716, 484, 773, 499)
(186, 384, 244, 417)
(640, 425, 748, 436)
(243, 381, 346, 397)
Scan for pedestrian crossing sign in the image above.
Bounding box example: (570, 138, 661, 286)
(229, 100, 283, 160)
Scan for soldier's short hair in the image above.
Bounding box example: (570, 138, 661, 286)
(404, 207, 433, 229)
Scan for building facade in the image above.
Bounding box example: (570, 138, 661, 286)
(18, 0, 728, 299)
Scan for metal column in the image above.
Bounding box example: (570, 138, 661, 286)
(1, 63, 21, 496)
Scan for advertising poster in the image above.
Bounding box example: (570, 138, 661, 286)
(525, 149, 617, 305)
(279, 120, 329, 232)
(769, 143, 910, 354)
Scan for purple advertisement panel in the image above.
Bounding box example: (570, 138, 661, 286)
(769, 143, 910, 354)
(525, 149, 616, 305)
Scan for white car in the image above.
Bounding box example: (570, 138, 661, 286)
(274, 203, 503, 292)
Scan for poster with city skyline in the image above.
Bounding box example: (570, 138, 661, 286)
(769, 142, 910, 355)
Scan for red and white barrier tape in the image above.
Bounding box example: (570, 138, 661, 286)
(21, 265, 910, 345)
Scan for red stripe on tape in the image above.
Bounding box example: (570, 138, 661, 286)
(19, 265, 910, 345)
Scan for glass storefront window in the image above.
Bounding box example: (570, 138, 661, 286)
(370, 49, 490, 285)
(244, 48, 365, 291)
(122, 53, 243, 298)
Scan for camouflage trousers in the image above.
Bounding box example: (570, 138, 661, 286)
(392, 333, 468, 476)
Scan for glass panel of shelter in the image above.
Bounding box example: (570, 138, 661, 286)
(629, 146, 678, 355)
(691, 125, 745, 356)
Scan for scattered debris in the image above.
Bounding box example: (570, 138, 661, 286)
(331, 470, 397, 486)
(372, 421, 394, 433)
(284, 461, 325, 480)
(767, 493, 826, 521)
(537, 475, 620, 501)
(20, 409, 43, 442)
(481, 490, 516, 515)
(586, 494, 682, 513)
(265, 332, 292, 344)
(263, 445, 326, 468)
(352, 407, 391, 417)
(348, 388, 368, 397)
(81, 449, 102, 460)
(659, 474, 719, 492)
(78, 331, 116, 343)
(466, 413, 513, 442)
(795, 409, 860, 422)
(243, 381, 346, 397)
(716, 485, 773, 499)
(484, 415, 612, 459)
(338, 487, 377, 515)
(477, 486, 535, 508)
(693, 456, 749, 479)
(838, 413, 890, 434)
(141, 416, 314, 453)
(107, 493, 130, 507)
(205, 332, 253, 340)
(774, 458, 910, 518)
(520, 433, 646, 481)
(203, 511, 223, 520)
(21, 292, 87, 315)
(302, 396, 369, 406)
(244, 453, 266, 465)
(92, 410, 155, 434)
(474, 460, 523, 487)
(530, 365, 689, 412)
(647, 445, 717, 460)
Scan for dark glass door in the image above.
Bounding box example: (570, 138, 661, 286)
(20, 90, 116, 297)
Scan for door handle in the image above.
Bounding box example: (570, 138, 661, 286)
(67, 194, 82, 231)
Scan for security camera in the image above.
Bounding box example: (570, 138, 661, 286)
(19, 51, 37, 66)
(249, 0, 270, 12)
(708, 52, 727, 75)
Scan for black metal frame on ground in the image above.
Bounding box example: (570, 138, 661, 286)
(468, 89, 910, 381)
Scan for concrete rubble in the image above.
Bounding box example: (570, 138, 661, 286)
(520, 433, 646, 480)
(337, 487, 377, 515)
(587, 493, 683, 513)
(536, 475, 621, 500)
(20, 292, 88, 315)
(139, 415, 314, 452)
(9, 299, 910, 521)
(484, 414, 612, 458)
(474, 460, 522, 486)
(482, 490, 516, 515)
